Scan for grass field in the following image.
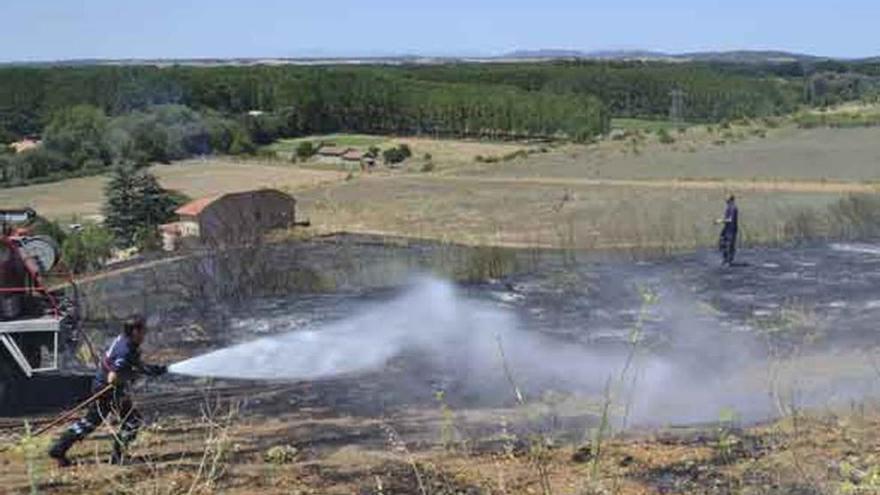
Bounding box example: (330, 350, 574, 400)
(266, 133, 391, 153)
(4, 387, 880, 494)
(0, 159, 345, 221)
(300, 175, 852, 251)
(455, 126, 880, 182)
(5, 126, 880, 494)
(3, 126, 880, 250)
(611, 117, 692, 131)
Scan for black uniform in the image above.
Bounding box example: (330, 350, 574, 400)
(719, 201, 739, 265)
(49, 334, 165, 465)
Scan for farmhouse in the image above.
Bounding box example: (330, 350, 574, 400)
(341, 149, 364, 162)
(7, 138, 41, 154)
(161, 189, 297, 250)
(315, 146, 351, 163)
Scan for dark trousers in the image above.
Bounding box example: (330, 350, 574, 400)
(54, 385, 143, 457)
(719, 230, 737, 265)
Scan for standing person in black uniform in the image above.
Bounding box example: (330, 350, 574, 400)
(716, 195, 739, 266)
(48, 316, 167, 466)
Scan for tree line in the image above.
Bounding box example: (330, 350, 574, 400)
(1, 61, 878, 185)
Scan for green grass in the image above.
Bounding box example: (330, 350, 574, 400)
(611, 118, 691, 132)
(266, 134, 390, 153)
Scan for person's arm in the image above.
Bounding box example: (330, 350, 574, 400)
(715, 206, 733, 224)
(131, 353, 167, 377)
(140, 363, 168, 377)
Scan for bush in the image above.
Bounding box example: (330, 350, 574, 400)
(30, 216, 68, 246)
(657, 128, 676, 144)
(502, 150, 529, 161)
(296, 141, 317, 159)
(382, 146, 409, 164)
(62, 222, 114, 274)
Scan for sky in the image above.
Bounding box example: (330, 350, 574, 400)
(2, 0, 878, 61)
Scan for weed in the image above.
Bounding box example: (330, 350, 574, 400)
(715, 407, 741, 464)
(657, 128, 676, 144)
(381, 423, 427, 495)
(434, 391, 462, 452)
(264, 445, 300, 465)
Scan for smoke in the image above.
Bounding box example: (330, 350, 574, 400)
(170, 276, 880, 426)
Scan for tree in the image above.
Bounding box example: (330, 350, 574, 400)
(62, 222, 114, 274)
(135, 171, 178, 229)
(382, 146, 409, 164)
(295, 141, 317, 159)
(43, 105, 112, 171)
(103, 164, 139, 246)
(103, 163, 177, 247)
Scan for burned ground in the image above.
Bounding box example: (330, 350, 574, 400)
(5, 238, 880, 493)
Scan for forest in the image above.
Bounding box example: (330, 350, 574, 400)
(1, 60, 878, 186)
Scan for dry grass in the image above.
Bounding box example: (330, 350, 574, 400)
(5, 397, 880, 494)
(4, 127, 880, 253)
(458, 127, 880, 182)
(298, 175, 858, 252)
(0, 158, 345, 221)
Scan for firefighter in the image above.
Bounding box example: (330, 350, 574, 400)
(48, 316, 167, 467)
(715, 195, 739, 266)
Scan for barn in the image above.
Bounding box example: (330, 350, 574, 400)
(164, 189, 297, 248)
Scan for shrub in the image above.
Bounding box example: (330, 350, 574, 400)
(62, 222, 114, 273)
(399, 143, 412, 158)
(296, 141, 317, 159)
(502, 150, 529, 161)
(657, 128, 676, 144)
(382, 146, 409, 164)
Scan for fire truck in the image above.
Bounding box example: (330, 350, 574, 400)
(0, 209, 91, 416)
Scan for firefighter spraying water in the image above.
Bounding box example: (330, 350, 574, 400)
(47, 316, 168, 467)
(0, 209, 170, 466)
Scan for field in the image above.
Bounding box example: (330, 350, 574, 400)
(5, 126, 880, 250)
(6, 397, 880, 494)
(0, 159, 345, 221)
(611, 118, 692, 132)
(4, 123, 880, 494)
(267, 133, 391, 153)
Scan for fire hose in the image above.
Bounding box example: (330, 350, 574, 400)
(32, 384, 114, 437)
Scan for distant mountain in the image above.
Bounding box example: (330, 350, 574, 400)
(582, 50, 672, 60)
(679, 50, 822, 63)
(500, 48, 828, 63)
(502, 49, 671, 60)
(502, 49, 592, 59)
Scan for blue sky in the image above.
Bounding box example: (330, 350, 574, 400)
(2, 0, 877, 61)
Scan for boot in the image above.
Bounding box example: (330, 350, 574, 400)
(109, 442, 127, 466)
(48, 431, 77, 468)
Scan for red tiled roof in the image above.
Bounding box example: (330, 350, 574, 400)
(9, 139, 40, 153)
(175, 196, 219, 216)
(317, 146, 350, 156)
(341, 150, 364, 161)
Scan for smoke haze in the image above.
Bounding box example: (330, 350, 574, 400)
(170, 276, 879, 425)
